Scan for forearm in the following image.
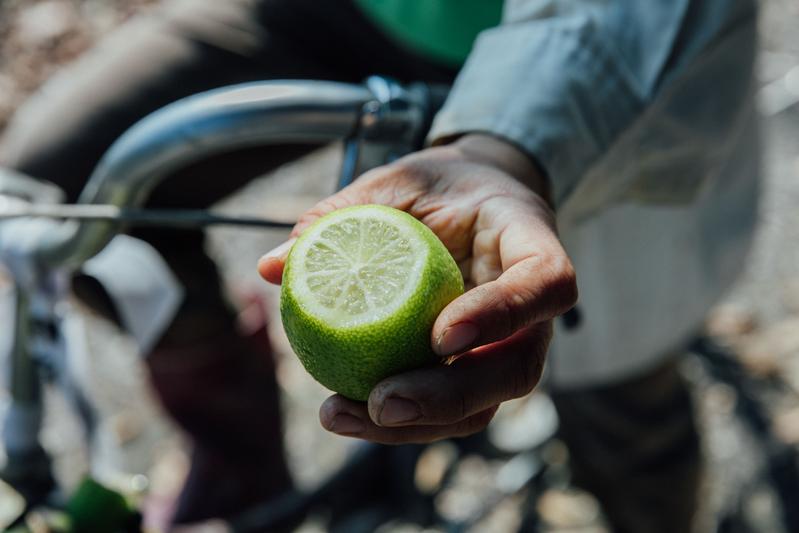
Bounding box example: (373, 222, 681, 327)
(429, 0, 757, 207)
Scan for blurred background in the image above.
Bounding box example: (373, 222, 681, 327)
(0, 0, 797, 531)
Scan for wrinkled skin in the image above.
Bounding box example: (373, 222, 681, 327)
(259, 134, 578, 445)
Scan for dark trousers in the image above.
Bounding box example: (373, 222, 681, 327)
(0, 1, 700, 530)
(552, 360, 701, 533)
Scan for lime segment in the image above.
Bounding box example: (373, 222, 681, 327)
(281, 205, 463, 400)
(306, 217, 416, 313)
(288, 207, 428, 329)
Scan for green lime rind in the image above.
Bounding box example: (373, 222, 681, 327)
(280, 205, 464, 401)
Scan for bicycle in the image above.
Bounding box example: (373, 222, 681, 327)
(0, 75, 525, 532)
(1, 75, 798, 533)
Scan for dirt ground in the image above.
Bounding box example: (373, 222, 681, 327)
(0, 1, 798, 532)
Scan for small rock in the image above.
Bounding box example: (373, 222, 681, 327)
(414, 441, 457, 494)
(774, 405, 799, 445)
(737, 317, 799, 377)
(488, 393, 559, 453)
(15, 1, 80, 49)
(110, 410, 144, 445)
(705, 304, 758, 338)
(703, 382, 738, 416)
(740, 317, 799, 359)
(737, 348, 782, 378)
(536, 488, 601, 528)
(471, 494, 524, 533)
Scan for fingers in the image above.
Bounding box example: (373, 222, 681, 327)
(257, 190, 361, 285)
(320, 322, 551, 443)
(434, 254, 576, 355)
(255, 188, 381, 285)
(374, 322, 551, 424)
(433, 200, 577, 357)
(256, 163, 424, 286)
(257, 238, 295, 285)
(320, 396, 499, 445)
(285, 162, 427, 238)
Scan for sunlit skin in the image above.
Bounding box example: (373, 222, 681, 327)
(259, 134, 578, 445)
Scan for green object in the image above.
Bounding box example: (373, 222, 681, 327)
(66, 478, 137, 533)
(281, 205, 464, 400)
(354, 0, 503, 66)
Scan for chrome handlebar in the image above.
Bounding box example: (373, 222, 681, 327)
(0, 77, 446, 507)
(30, 77, 441, 269)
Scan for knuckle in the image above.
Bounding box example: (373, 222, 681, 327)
(377, 429, 442, 446)
(471, 253, 577, 345)
(354, 163, 433, 210)
(371, 160, 432, 187)
(435, 371, 478, 424)
(293, 198, 344, 235)
(315, 196, 347, 215)
(454, 408, 496, 437)
(293, 212, 318, 235)
(490, 285, 532, 338)
(542, 255, 579, 313)
(509, 350, 543, 399)
(447, 382, 470, 422)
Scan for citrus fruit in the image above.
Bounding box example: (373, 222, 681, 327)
(280, 204, 464, 401)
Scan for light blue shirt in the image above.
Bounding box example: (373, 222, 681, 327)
(430, 0, 760, 387)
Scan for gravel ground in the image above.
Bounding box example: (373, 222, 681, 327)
(0, 1, 798, 532)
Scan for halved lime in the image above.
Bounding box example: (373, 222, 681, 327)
(280, 205, 464, 401)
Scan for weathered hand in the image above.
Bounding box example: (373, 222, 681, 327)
(259, 134, 577, 444)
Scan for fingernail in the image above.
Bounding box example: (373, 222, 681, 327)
(259, 238, 296, 262)
(329, 413, 365, 435)
(436, 322, 479, 356)
(379, 397, 421, 426)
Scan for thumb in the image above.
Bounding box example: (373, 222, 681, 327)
(257, 237, 296, 285)
(256, 161, 425, 285)
(433, 254, 577, 357)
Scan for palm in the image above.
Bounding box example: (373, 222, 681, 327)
(293, 150, 552, 292)
(260, 140, 575, 445)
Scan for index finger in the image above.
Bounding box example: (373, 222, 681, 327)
(432, 197, 577, 356)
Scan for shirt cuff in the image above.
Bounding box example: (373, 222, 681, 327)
(428, 16, 644, 207)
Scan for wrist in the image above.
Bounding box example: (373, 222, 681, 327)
(452, 133, 552, 206)
(451, 134, 552, 206)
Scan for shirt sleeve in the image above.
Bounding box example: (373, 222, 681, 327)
(428, 0, 754, 207)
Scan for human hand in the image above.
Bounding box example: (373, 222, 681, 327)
(259, 134, 577, 444)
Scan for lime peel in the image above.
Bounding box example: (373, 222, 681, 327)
(280, 205, 464, 401)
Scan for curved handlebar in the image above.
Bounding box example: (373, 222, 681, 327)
(34, 80, 376, 268)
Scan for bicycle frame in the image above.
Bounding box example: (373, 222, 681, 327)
(0, 76, 446, 517)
